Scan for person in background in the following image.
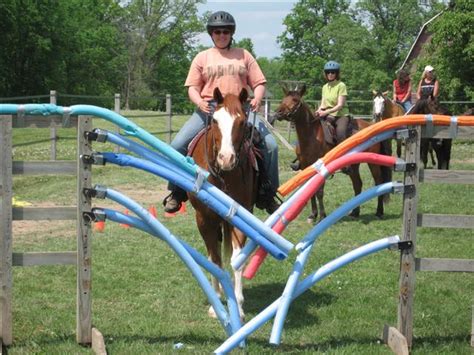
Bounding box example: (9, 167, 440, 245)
(163, 10, 279, 214)
(416, 65, 439, 100)
(315, 60, 350, 145)
(393, 69, 413, 112)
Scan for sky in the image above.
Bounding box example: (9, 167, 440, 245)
(197, 0, 298, 59)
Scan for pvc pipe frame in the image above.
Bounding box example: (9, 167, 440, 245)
(270, 181, 399, 345)
(279, 114, 474, 196)
(99, 188, 242, 337)
(101, 152, 288, 260)
(213, 235, 401, 354)
(240, 149, 398, 279)
(102, 130, 293, 257)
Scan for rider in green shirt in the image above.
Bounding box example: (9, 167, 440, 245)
(315, 61, 350, 145)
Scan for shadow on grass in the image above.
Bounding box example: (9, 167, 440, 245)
(244, 282, 336, 330)
(247, 333, 470, 353)
(341, 212, 401, 224)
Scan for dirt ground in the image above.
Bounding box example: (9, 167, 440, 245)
(13, 184, 171, 238)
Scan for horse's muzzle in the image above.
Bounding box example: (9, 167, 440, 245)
(217, 152, 236, 171)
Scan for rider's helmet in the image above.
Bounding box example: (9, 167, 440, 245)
(324, 61, 341, 72)
(207, 11, 236, 35)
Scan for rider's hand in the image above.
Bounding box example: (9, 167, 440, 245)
(316, 109, 327, 117)
(250, 98, 261, 112)
(198, 100, 211, 113)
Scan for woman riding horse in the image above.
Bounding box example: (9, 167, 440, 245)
(163, 11, 279, 214)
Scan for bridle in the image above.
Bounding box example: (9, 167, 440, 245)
(203, 104, 253, 185)
(277, 96, 303, 122)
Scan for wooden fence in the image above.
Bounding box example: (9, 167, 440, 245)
(383, 123, 474, 354)
(0, 112, 105, 353)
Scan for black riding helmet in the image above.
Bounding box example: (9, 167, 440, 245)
(206, 11, 236, 35)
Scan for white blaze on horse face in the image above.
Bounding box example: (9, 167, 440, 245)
(373, 96, 385, 118)
(213, 107, 237, 170)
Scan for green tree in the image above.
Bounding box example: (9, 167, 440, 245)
(421, 0, 474, 102)
(119, 0, 203, 109)
(0, 0, 125, 100)
(234, 38, 256, 58)
(278, 0, 351, 99)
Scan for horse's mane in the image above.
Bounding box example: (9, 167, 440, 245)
(411, 97, 450, 115)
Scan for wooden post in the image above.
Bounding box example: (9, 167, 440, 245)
(0, 115, 13, 345)
(76, 115, 92, 345)
(264, 97, 270, 123)
(166, 94, 172, 144)
(50, 90, 57, 160)
(114, 94, 120, 153)
(397, 126, 421, 348)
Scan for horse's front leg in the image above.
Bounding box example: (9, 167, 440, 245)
(230, 228, 246, 321)
(316, 183, 326, 221)
(196, 213, 223, 318)
(348, 164, 362, 217)
(307, 195, 319, 223)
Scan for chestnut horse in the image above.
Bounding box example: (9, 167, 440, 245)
(188, 87, 257, 319)
(372, 90, 405, 158)
(274, 84, 391, 222)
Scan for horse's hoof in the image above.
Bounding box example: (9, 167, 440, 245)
(376, 213, 383, 219)
(349, 211, 360, 218)
(307, 217, 316, 224)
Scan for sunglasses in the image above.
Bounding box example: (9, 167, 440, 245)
(213, 29, 231, 35)
(325, 71, 337, 74)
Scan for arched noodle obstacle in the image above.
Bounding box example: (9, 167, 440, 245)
(243, 114, 474, 280)
(1, 102, 472, 353)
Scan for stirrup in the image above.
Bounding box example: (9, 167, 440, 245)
(163, 192, 183, 213)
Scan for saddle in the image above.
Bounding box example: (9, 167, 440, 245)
(320, 115, 355, 146)
(188, 124, 279, 213)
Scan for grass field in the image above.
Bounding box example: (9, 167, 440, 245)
(7, 110, 474, 354)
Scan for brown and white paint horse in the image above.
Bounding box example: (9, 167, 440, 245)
(188, 87, 258, 320)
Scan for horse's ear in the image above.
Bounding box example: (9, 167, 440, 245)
(372, 90, 378, 96)
(299, 83, 306, 96)
(282, 86, 289, 96)
(213, 88, 224, 104)
(382, 91, 389, 97)
(239, 88, 248, 104)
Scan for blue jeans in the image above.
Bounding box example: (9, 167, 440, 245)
(168, 105, 279, 191)
(397, 100, 413, 113)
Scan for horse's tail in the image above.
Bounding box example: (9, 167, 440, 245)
(379, 141, 393, 204)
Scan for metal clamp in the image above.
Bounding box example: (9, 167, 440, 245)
(80, 153, 105, 165)
(193, 167, 207, 192)
(389, 240, 412, 251)
(83, 185, 107, 199)
(449, 116, 458, 138)
(397, 241, 413, 251)
(425, 114, 434, 137)
(82, 208, 106, 223)
(84, 129, 108, 143)
(224, 201, 239, 222)
(395, 128, 410, 140)
(394, 158, 416, 172)
(392, 182, 416, 195)
(403, 184, 416, 196)
(82, 211, 95, 223)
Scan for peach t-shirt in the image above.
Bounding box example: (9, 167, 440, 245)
(184, 47, 266, 100)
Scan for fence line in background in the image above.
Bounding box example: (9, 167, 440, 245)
(3, 91, 473, 158)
